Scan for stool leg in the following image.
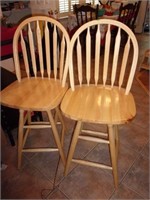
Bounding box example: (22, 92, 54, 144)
(114, 125, 119, 161)
(108, 124, 118, 189)
(65, 121, 82, 176)
(18, 110, 24, 169)
(47, 110, 66, 166)
(55, 107, 66, 147)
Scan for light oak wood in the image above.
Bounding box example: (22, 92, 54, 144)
(61, 85, 136, 124)
(61, 19, 139, 188)
(0, 16, 70, 169)
(1, 78, 69, 111)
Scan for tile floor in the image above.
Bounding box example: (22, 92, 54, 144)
(1, 33, 149, 199)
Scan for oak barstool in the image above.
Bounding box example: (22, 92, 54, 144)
(61, 19, 139, 188)
(0, 16, 70, 169)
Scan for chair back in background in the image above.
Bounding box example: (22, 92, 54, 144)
(74, 4, 99, 27)
(118, 1, 141, 32)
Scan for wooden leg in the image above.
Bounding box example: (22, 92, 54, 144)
(46, 110, 66, 166)
(65, 121, 82, 176)
(108, 124, 118, 189)
(18, 110, 24, 169)
(114, 125, 119, 161)
(54, 109, 58, 124)
(55, 107, 66, 147)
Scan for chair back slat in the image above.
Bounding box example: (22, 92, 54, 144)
(53, 25, 58, 80)
(13, 38, 21, 81)
(13, 16, 70, 82)
(59, 35, 65, 82)
(44, 21, 51, 79)
(94, 25, 101, 85)
(77, 37, 83, 86)
(119, 37, 130, 89)
(125, 37, 137, 94)
(103, 24, 111, 86)
(28, 23, 37, 77)
(86, 27, 91, 86)
(65, 19, 139, 95)
(36, 21, 44, 78)
(20, 31, 30, 78)
(111, 28, 121, 87)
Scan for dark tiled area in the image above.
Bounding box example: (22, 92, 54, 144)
(1, 33, 149, 199)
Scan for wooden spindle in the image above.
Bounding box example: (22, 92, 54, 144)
(20, 30, 30, 78)
(45, 21, 51, 79)
(111, 27, 121, 87)
(36, 21, 44, 78)
(86, 27, 91, 86)
(13, 33, 21, 81)
(53, 25, 58, 80)
(126, 37, 138, 95)
(77, 37, 82, 86)
(28, 23, 37, 77)
(59, 34, 65, 81)
(95, 24, 101, 85)
(119, 36, 130, 89)
(103, 24, 111, 86)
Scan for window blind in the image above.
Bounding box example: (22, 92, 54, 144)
(59, 0, 98, 16)
(59, 0, 79, 14)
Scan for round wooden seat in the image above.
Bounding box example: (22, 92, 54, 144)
(61, 85, 136, 124)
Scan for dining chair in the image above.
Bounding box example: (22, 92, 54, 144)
(74, 4, 99, 27)
(0, 16, 70, 169)
(118, 1, 141, 32)
(73, 4, 99, 51)
(61, 19, 139, 188)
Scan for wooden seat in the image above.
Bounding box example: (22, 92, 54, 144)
(61, 19, 139, 188)
(0, 16, 70, 169)
(118, 1, 141, 32)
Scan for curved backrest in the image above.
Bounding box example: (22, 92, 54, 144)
(62, 19, 139, 95)
(118, 1, 141, 32)
(74, 4, 99, 26)
(13, 16, 70, 82)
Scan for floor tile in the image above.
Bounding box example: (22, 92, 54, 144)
(119, 123, 149, 153)
(47, 188, 69, 199)
(132, 103, 149, 130)
(122, 154, 149, 199)
(29, 129, 97, 184)
(110, 184, 144, 199)
(86, 141, 138, 182)
(59, 165, 115, 199)
(140, 141, 149, 159)
(1, 163, 53, 199)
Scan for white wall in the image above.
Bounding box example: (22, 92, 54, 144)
(135, 0, 148, 33)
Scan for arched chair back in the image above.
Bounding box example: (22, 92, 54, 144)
(74, 4, 99, 27)
(63, 19, 138, 95)
(13, 16, 70, 82)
